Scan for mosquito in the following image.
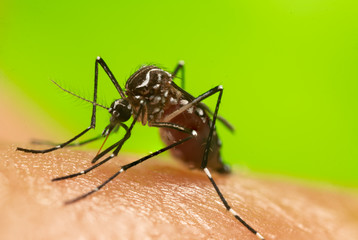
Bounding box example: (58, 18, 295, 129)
(17, 57, 265, 239)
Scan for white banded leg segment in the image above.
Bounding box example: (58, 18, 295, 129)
(256, 232, 265, 240)
(64, 136, 193, 205)
(61, 104, 141, 181)
(228, 208, 265, 239)
(52, 149, 121, 182)
(229, 207, 238, 216)
(17, 126, 94, 154)
(151, 122, 197, 137)
(203, 167, 212, 178)
(32, 133, 105, 148)
(203, 168, 265, 240)
(64, 168, 125, 205)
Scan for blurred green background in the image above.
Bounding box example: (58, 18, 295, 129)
(1, 1, 357, 187)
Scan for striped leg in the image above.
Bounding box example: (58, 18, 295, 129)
(52, 104, 143, 182)
(200, 86, 265, 240)
(16, 56, 124, 154)
(62, 135, 194, 204)
(17, 126, 94, 154)
(31, 134, 103, 148)
(52, 129, 129, 182)
(31, 126, 119, 148)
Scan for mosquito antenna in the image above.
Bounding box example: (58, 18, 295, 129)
(51, 80, 109, 110)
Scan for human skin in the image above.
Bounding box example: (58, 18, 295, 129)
(1, 82, 358, 240)
(0, 144, 358, 240)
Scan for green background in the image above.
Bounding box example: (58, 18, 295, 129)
(1, 1, 357, 187)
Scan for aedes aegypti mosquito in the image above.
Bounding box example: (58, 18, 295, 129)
(17, 57, 265, 239)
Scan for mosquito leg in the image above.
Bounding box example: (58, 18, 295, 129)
(31, 125, 120, 148)
(199, 103, 235, 132)
(91, 100, 143, 164)
(91, 123, 129, 164)
(64, 135, 194, 204)
(91, 139, 122, 164)
(52, 131, 132, 181)
(31, 134, 104, 148)
(16, 58, 101, 153)
(87, 122, 196, 178)
(53, 104, 143, 181)
(52, 145, 120, 181)
(198, 87, 265, 240)
(96, 56, 126, 99)
(172, 60, 185, 89)
(150, 122, 195, 135)
(52, 128, 129, 181)
(16, 57, 127, 154)
(163, 85, 224, 123)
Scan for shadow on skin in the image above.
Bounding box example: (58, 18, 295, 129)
(0, 145, 357, 240)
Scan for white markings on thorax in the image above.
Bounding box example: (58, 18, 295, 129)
(180, 99, 188, 105)
(152, 108, 160, 114)
(151, 96, 161, 104)
(164, 71, 172, 78)
(136, 68, 159, 89)
(197, 107, 207, 123)
(113, 100, 120, 108)
(196, 108, 204, 116)
(170, 97, 178, 105)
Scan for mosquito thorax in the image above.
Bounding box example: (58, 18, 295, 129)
(108, 99, 132, 124)
(125, 65, 177, 124)
(125, 66, 173, 103)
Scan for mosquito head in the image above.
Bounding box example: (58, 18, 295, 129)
(108, 99, 132, 125)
